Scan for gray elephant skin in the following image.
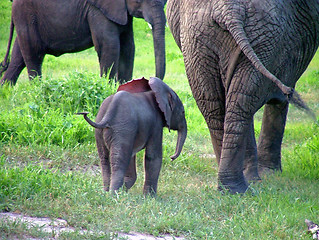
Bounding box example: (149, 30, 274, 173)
(77, 77, 187, 196)
(0, 0, 166, 85)
(167, 0, 319, 193)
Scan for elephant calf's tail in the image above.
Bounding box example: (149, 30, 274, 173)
(75, 112, 110, 129)
(0, 17, 14, 77)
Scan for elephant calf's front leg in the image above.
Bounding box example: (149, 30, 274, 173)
(143, 146, 162, 197)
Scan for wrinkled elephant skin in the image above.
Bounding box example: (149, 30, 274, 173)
(167, 0, 319, 193)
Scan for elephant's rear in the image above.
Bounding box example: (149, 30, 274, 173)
(167, 0, 182, 50)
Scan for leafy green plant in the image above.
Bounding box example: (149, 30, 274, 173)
(283, 125, 319, 180)
(0, 72, 118, 147)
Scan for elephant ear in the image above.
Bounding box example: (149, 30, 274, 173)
(87, 0, 128, 25)
(149, 77, 174, 129)
(117, 77, 151, 93)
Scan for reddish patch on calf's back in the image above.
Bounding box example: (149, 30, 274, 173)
(117, 77, 151, 93)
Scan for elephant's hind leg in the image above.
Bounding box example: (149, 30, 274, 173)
(11, 1, 44, 82)
(243, 120, 260, 182)
(1, 40, 26, 85)
(14, 28, 44, 81)
(257, 101, 289, 176)
(218, 67, 264, 193)
(183, 49, 226, 163)
(109, 143, 134, 193)
(96, 129, 111, 191)
(218, 96, 251, 194)
(124, 155, 137, 190)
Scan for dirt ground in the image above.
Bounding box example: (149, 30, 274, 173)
(0, 212, 185, 240)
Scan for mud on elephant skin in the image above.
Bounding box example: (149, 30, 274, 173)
(77, 77, 187, 196)
(0, 0, 167, 85)
(167, 0, 319, 193)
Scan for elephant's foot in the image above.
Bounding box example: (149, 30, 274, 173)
(218, 172, 249, 194)
(0, 78, 13, 86)
(257, 151, 282, 177)
(124, 176, 137, 190)
(243, 167, 261, 182)
(102, 178, 110, 191)
(102, 182, 111, 192)
(258, 164, 282, 177)
(143, 185, 157, 197)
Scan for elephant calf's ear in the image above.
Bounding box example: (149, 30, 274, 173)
(87, 0, 128, 25)
(149, 77, 173, 129)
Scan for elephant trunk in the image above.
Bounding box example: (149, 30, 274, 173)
(170, 122, 187, 161)
(144, 1, 166, 79)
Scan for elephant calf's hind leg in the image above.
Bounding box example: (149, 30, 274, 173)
(96, 129, 111, 191)
(124, 156, 137, 190)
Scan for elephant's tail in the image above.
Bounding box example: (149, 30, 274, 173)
(290, 92, 317, 122)
(0, 16, 14, 77)
(76, 112, 110, 129)
(224, 15, 293, 96)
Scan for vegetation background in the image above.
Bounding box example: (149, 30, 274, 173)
(0, 1, 318, 239)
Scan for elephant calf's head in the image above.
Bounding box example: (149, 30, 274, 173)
(118, 77, 187, 161)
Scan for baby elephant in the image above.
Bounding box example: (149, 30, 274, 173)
(77, 77, 187, 196)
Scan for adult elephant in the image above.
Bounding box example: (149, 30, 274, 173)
(0, 0, 167, 85)
(167, 0, 319, 193)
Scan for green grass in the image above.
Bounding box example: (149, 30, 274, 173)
(0, 1, 319, 239)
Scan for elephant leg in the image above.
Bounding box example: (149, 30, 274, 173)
(109, 142, 134, 192)
(218, 98, 252, 194)
(12, 6, 44, 81)
(184, 52, 225, 163)
(97, 39, 120, 81)
(218, 65, 264, 193)
(124, 155, 137, 190)
(118, 23, 134, 83)
(143, 141, 163, 197)
(88, 13, 120, 80)
(257, 101, 289, 175)
(14, 30, 44, 80)
(21, 43, 44, 80)
(243, 119, 260, 182)
(25, 56, 44, 80)
(1, 40, 26, 85)
(96, 129, 111, 191)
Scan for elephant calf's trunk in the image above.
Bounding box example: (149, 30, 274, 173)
(170, 126, 187, 161)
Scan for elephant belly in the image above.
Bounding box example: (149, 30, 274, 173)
(46, 35, 94, 57)
(132, 131, 152, 156)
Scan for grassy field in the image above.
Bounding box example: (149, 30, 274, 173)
(1, 1, 319, 239)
